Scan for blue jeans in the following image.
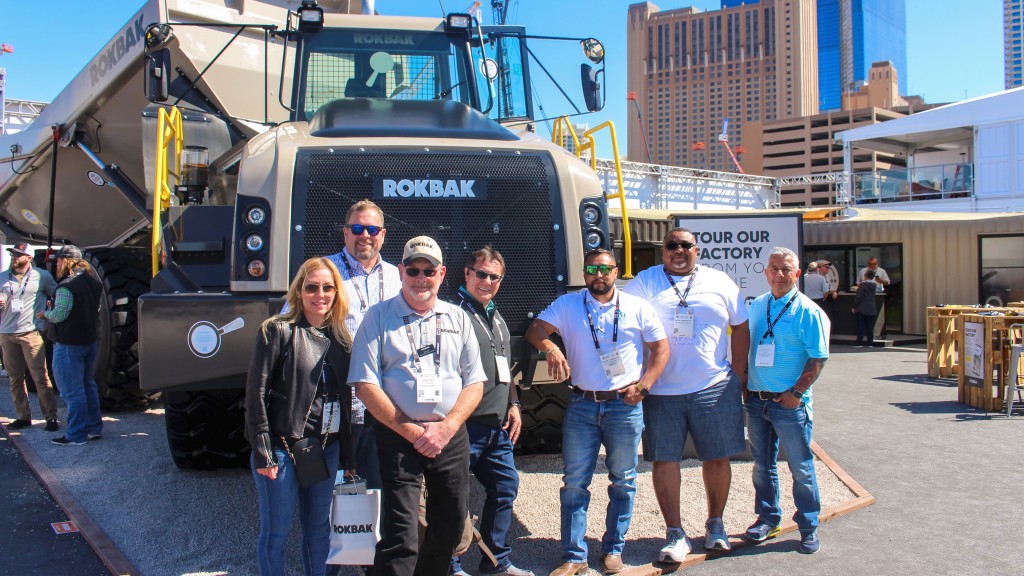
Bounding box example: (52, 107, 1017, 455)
(744, 397, 820, 534)
(251, 441, 340, 576)
(451, 421, 520, 574)
(53, 343, 101, 443)
(560, 394, 644, 562)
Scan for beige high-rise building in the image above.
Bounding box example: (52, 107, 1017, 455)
(626, 0, 818, 171)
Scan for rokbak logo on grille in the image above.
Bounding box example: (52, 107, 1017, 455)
(374, 179, 487, 200)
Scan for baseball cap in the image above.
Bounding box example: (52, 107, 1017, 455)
(817, 260, 831, 266)
(56, 245, 83, 260)
(402, 236, 443, 267)
(6, 242, 31, 257)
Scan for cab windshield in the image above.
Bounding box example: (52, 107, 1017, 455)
(296, 29, 478, 121)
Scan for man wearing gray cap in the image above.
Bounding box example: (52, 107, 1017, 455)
(37, 246, 103, 446)
(1, 242, 58, 431)
(348, 235, 486, 576)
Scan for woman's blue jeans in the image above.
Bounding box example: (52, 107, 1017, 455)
(251, 441, 340, 576)
(52, 343, 101, 443)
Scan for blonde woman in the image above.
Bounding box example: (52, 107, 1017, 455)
(244, 257, 354, 576)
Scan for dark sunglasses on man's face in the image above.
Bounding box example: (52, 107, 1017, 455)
(345, 224, 383, 236)
(468, 267, 503, 282)
(664, 241, 696, 251)
(405, 267, 438, 278)
(584, 264, 617, 276)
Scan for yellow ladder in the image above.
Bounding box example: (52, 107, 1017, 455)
(551, 118, 634, 278)
(152, 106, 184, 277)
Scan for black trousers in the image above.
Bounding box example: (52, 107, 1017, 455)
(372, 422, 469, 576)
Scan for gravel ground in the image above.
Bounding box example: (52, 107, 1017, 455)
(1, 386, 855, 576)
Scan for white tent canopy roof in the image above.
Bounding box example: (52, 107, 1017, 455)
(839, 87, 1024, 153)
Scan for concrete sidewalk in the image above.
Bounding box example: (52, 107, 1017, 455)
(681, 343, 1024, 575)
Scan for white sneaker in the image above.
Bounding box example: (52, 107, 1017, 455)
(658, 527, 690, 563)
(704, 517, 731, 551)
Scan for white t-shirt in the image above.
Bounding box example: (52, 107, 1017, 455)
(623, 265, 748, 395)
(537, 287, 666, 391)
(858, 266, 889, 292)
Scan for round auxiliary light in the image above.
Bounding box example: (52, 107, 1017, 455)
(246, 207, 266, 225)
(247, 259, 267, 278)
(245, 234, 264, 252)
(585, 231, 603, 249)
(582, 205, 601, 226)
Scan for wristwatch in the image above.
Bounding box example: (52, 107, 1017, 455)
(636, 384, 650, 398)
(509, 401, 522, 409)
(789, 388, 804, 400)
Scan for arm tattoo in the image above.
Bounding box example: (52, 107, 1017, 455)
(793, 358, 827, 394)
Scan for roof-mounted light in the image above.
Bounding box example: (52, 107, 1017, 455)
(298, 0, 324, 33)
(445, 13, 473, 33)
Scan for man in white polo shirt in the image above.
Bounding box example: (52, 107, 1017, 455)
(348, 236, 486, 576)
(622, 227, 749, 561)
(526, 249, 669, 576)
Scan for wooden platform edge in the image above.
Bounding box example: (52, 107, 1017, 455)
(627, 440, 876, 576)
(2, 423, 140, 576)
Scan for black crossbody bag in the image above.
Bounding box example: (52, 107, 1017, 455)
(288, 358, 335, 488)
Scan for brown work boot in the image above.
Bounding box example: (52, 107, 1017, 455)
(548, 561, 588, 576)
(602, 554, 624, 574)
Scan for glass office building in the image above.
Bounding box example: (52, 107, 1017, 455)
(818, 0, 907, 111)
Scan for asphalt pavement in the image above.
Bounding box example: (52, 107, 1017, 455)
(3, 343, 1024, 575)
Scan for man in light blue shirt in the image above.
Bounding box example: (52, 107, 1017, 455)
(744, 247, 830, 555)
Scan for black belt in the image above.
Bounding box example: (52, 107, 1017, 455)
(570, 385, 623, 402)
(748, 390, 783, 400)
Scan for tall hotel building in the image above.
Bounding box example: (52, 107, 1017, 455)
(1007, 0, 1023, 89)
(627, 1, 818, 171)
(817, 0, 907, 111)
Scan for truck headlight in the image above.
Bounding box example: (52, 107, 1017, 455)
(585, 232, 603, 249)
(246, 207, 266, 225)
(583, 205, 601, 226)
(247, 259, 267, 278)
(245, 234, 265, 252)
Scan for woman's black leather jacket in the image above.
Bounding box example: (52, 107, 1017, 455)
(245, 316, 354, 470)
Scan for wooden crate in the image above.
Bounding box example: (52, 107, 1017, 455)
(957, 314, 1024, 411)
(927, 306, 1024, 378)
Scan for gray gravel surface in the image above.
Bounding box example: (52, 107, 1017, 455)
(2, 386, 855, 576)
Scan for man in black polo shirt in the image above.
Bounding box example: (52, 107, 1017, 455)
(449, 247, 532, 576)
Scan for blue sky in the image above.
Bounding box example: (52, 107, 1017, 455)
(0, 0, 1004, 153)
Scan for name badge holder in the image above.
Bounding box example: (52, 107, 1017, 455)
(756, 293, 798, 369)
(405, 314, 443, 404)
(320, 361, 341, 434)
(665, 268, 697, 340)
(584, 292, 624, 380)
(6, 269, 32, 315)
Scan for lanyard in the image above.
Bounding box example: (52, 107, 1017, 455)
(762, 292, 798, 342)
(342, 254, 384, 312)
(583, 291, 619, 350)
(403, 313, 442, 373)
(7, 269, 31, 299)
(664, 266, 697, 307)
(459, 294, 507, 357)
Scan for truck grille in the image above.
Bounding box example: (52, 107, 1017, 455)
(293, 149, 565, 335)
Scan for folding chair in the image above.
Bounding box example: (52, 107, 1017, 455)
(1007, 323, 1024, 416)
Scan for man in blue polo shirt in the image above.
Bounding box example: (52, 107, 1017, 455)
(744, 247, 830, 555)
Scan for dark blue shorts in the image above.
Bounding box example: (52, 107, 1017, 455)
(641, 371, 745, 462)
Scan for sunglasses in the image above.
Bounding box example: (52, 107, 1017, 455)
(584, 264, 617, 276)
(303, 283, 337, 295)
(664, 241, 696, 251)
(345, 224, 383, 236)
(468, 267, 503, 282)
(405, 267, 438, 278)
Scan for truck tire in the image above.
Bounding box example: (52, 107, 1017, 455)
(86, 248, 160, 410)
(164, 389, 250, 469)
(516, 383, 571, 454)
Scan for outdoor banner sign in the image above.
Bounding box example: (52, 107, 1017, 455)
(963, 321, 984, 386)
(672, 213, 803, 307)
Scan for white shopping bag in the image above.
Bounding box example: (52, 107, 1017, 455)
(327, 482, 381, 566)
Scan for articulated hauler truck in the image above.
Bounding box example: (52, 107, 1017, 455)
(0, 0, 616, 467)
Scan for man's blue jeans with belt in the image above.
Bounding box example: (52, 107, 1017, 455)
(560, 393, 643, 562)
(744, 396, 820, 534)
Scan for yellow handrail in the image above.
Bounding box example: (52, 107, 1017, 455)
(550, 118, 634, 278)
(153, 106, 183, 277)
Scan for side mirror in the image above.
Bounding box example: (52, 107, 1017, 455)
(146, 48, 171, 102)
(581, 64, 603, 112)
(581, 38, 605, 65)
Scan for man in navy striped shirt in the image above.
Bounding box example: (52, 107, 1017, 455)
(743, 247, 830, 555)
